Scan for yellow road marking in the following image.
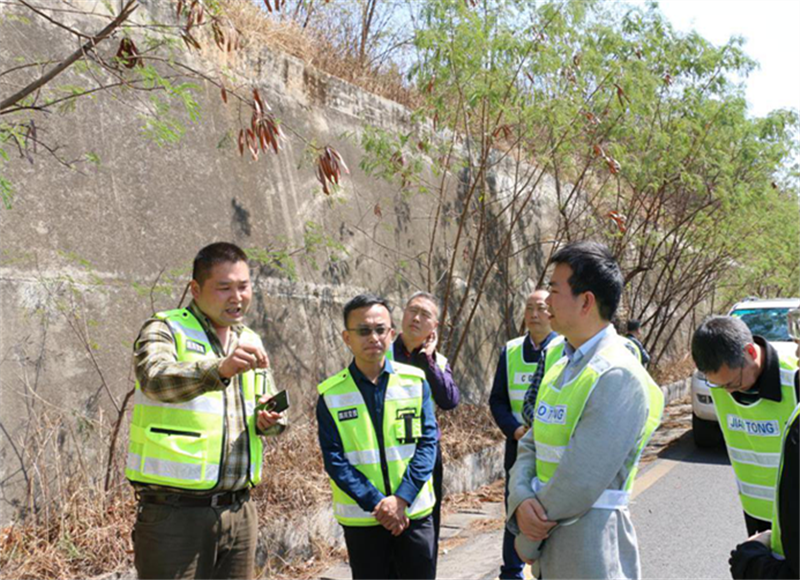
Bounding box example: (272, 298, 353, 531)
(494, 447, 694, 580)
(632, 443, 694, 500)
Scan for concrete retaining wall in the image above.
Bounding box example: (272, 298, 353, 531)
(0, 1, 558, 525)
(0, 0, 698, 530)
(660, 377, 692, 405)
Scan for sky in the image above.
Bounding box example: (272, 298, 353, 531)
(635, 0, 800, 119)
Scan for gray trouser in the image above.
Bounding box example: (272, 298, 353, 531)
(133, 496, 257, 579)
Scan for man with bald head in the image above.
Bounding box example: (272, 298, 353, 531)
(386, 291, 460, 572)
(489, 288, 565, 580)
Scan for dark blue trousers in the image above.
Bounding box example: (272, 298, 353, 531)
(500, 438, 525, 579)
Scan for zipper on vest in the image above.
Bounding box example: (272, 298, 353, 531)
(207, 320, 226, 489)
(150, 427, 201, 437)
(240, 373, 253, 488)
(378, 388, 393, 495)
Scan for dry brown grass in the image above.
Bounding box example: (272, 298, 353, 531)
(650, 352, 695, 385)
(252, 419, 329, 520)
(443, 478, 505, 514)
(0, 486, 135, 580)
(439, 403, 504, 463)
(218, 0, 420, 109)
(0, 402, 501, 579)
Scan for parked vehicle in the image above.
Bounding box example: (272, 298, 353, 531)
(691, 297, 800, 448)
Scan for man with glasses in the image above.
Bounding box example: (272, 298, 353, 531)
(386, 292, 461, 571)
(489, 288, 564, 580)
(729, 402, 799, 579)
(316, 294, 438, 579)
(692, 315, 799, 535)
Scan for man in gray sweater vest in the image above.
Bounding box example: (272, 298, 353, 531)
(506, 241, 662, 579)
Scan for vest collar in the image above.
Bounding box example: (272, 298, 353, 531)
(564, 324, 614, 365)
(735, 336, 783, 403)
(521, 331, 557, 363)
(348, 357, 394, 385)
(188, 301, 245, 355)
(529, 331, 557, 351)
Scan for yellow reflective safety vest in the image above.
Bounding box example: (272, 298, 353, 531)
(711, 356, 798, 523)
(622, 336, 643, 363)
(126, 308, 267, 490)
(318, 362, 436, 526)
(533, 340, 664, 508)
(771, 401, 800, 559)
(387, 339, 448, 372)
(506, 334, 566, 423)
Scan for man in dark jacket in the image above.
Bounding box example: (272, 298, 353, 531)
(729, 400, 798, 579)
(626, 319, 651, 367)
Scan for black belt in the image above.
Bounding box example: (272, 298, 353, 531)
(138, 488, 250, 508)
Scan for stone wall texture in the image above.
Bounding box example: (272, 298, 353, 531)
(0, 1, 562, 525)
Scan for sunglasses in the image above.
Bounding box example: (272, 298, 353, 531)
(347, 325, 392, 338)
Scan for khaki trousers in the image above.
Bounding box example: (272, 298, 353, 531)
(133, 496, 257, 579)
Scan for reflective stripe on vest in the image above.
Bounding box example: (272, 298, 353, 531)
(318, 362, 436, 526)
(506, 335, 566, 423)
(332, 480, 436, 522)
(133, 388, 225, 416)
(532, 476, 630, 510)
(533, 339, 664, 500)
(771, 402, 800, 558)
(127, 452, 220, 484)
(727, 446, 781, 467)
(387, 341, 448, 372)
(711, 355, 798, 522)
(125, 308, 266, 490)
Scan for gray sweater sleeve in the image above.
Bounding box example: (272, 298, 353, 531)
(536, 367, 648, 521)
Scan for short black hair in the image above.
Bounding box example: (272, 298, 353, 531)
(627, 319, 642, 333)
(343, 293, 391, 327)
(192, 242, 248, 286)
(691, 315, 752, 373)
(549, 241, 623, 321)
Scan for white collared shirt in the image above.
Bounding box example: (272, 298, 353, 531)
(562, 324, 616, 383)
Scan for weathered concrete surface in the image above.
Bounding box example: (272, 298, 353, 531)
(660, 377, 691, 404)
(0, 1, 561, 526)
(443, 443, 505, 497)
(0, 0, 700, 533)
(252, 439, 503, 561)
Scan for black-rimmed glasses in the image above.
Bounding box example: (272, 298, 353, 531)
(704, 366, 744, 390)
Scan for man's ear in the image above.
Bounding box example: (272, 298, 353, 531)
(744, 342, 758, 360)
(342, 329, 352, 351)
(190, 280, 200, 301)
(582, 291, 596, 315)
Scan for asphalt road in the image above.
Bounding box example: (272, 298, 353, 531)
(631, 432, 747, 579)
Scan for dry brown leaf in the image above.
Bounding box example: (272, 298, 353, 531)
(115, 38, 141, 69)
(246, 129, 258, 160)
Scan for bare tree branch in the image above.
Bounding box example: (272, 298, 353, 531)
(0, 0, 138, 113)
